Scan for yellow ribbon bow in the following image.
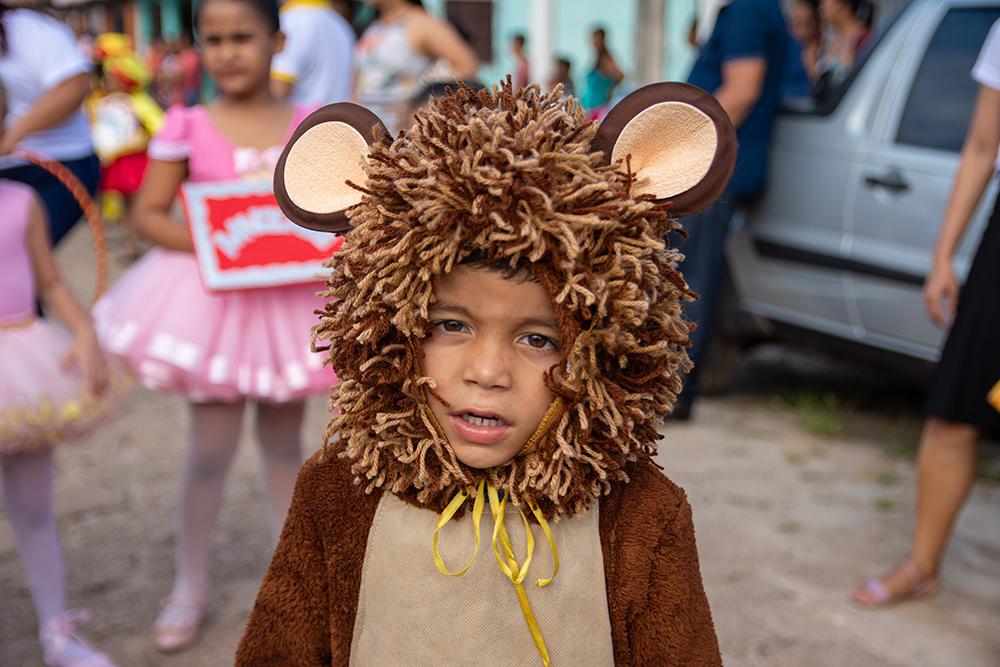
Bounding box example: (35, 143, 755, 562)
(432, 483, 561, 666)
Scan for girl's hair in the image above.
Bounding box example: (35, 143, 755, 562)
(372, 0, 424, 20)
(856, 0, 875, 28)
(194, 0, 281, 34)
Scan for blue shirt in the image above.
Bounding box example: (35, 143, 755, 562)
(687, 0, 790, 199)
(782, 38, 813, 99)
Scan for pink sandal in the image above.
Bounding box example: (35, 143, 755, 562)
(39, 610, 116, 667)
(852, 560, 940, 607)
(153, 596, 209, 653)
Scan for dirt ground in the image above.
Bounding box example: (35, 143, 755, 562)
(1, 225, 998, 666)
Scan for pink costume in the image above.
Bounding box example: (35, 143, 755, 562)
(94, 105, 334, 402)
(0, 180, 124, 453)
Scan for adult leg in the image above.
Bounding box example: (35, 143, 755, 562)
(255, 400, 306, 540)
(2, 449, 113, 665)
(911, 418, 979, 573)
(156, 399, 245, 651)
(671, 197, 737, 415)
(853, 417, 978, 603)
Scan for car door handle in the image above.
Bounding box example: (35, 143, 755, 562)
(863, 169, 910, 192)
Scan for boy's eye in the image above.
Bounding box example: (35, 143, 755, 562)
(433, 319, 467, 334)
(521, 334, 557, 350)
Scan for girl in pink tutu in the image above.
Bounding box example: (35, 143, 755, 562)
(1, 95, 122, 667)
(93, 0, 332, 652)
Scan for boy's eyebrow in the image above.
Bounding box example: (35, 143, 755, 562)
(430, 302, 559, 331)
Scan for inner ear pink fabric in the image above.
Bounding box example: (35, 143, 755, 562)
(283, 121, 369, 215)
(611, 102, 717, 200)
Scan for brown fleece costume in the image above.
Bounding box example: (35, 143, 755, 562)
(237, 81, 736, 666)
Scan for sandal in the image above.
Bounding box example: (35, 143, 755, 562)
(153, 596, 209, 653)
(39, 610, 116, 667)
(851, 560, 940, 608)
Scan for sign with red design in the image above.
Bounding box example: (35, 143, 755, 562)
(181, 180, 343, 290)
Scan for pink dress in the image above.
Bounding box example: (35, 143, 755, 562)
(93, 105, 335, 403)
(0, 180, 125, 453)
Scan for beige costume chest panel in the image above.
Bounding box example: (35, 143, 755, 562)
(349, 493, 615, 666)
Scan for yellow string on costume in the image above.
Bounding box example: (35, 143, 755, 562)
(526, 501, 560, 587)
(432, 483, 561, 667)
(433, 479, 485, 576)
(518, 397, 564, 456)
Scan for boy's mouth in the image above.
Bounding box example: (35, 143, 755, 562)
(448, 409, 512, 445)
(459, 412, 506, 427)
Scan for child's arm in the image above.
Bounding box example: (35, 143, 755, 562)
(25, 196, 109, 395)
(236, 461, 331, 665)
(632, 494, 721, 665)
(131, 159, 194, 252)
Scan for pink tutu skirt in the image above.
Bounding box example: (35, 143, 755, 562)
(93, 248, 335, 403)
(0, 318, 128, 454)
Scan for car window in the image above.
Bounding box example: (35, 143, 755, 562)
(896, 7, 1000, 152)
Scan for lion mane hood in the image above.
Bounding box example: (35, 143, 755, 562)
(274, 80, 735, 519)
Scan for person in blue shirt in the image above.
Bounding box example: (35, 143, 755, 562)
(675, 0, 790, 419)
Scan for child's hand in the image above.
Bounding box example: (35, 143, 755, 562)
(61, 329, 110, 395)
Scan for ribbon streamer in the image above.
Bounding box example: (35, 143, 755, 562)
(433, 479, 485, 576)
(433, 484, 560, 667)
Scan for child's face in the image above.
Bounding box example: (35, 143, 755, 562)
(422, 266, 560, 470)
(197, 0, 284, 99)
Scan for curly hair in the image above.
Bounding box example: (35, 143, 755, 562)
(314, 81, 694, 519)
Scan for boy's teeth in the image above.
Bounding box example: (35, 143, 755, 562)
(462, 413, 502, 427)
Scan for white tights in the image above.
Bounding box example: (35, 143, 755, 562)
(3, 449, 113, 663)
(169, 399, 304, 602)
(1, 448, 64, 624)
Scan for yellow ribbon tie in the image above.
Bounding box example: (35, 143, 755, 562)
(488, 486, 551, 666)
(526, 500, 560, 587)
(432, 483, 561, 667)
(433, 479, 486, 576)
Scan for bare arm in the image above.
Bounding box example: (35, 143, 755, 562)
(924, 84, 1000, 326)
(713, 57, 766, 129)
(0, 73, 91, 155)
(601, 53, 625, 85)
(26, 196, 108, 393)
(416, 15, 479, 78)
(132, 159, 195, 252)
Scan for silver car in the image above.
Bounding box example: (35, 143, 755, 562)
(726, 0, 1000, 363)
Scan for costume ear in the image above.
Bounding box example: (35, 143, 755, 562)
(592, 82, 737, 217)
(274, 103, 386, 234)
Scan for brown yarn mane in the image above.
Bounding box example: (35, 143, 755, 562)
(315, 81, 693, 519)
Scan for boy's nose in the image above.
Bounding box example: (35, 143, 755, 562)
(462, 340, 512, 390)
